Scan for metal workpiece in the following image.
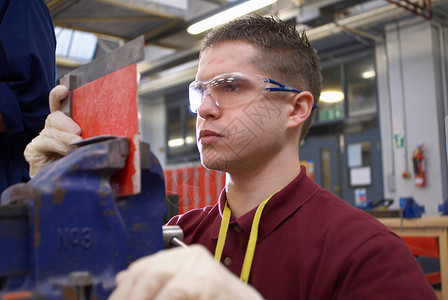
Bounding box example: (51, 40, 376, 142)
(59, 36, 144, 91)
(0, 138, 166, 300)
(59, 36, 145, 117)
(162, 225, 187, 249)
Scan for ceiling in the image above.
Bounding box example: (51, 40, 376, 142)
(45, 0, 243, 49)
(45, 0, 448, 97)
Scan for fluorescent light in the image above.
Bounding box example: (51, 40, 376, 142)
(185, 136, 196, 144)
(320, 91, 344, 103)
(362, 70, 376, 79)
(187, 0, 277, 35)
(168, 136, 196, 147)
(168, 138, 185, 147)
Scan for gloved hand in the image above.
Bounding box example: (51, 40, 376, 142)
(24, 85, 82, 177)
(108, 245, 264, 300)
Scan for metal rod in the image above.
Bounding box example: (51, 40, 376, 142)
(171, 237, 188, 249)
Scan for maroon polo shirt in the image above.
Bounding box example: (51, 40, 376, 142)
(167, 166, 436, 300)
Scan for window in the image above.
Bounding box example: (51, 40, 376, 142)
(321, 147, 332, 191)
(316, 52, 377, 124)
(318, 66, 344, 122)
(166, 89, 199, 163)
(55, 27, 97, 61)
(346, 57, 377, 117)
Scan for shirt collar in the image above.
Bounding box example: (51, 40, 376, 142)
(211, 166, 320, 240)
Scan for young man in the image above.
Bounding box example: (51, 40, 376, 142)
(25, 16, 436, 300)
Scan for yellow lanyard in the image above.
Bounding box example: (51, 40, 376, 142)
(214, 192, 278, 284)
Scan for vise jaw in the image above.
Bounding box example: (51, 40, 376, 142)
(0, 137, 166, 300)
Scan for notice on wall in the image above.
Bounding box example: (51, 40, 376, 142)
(394, 131, 405, 148)
(354, 188, 368, 208)
(350, 166, 372, 186)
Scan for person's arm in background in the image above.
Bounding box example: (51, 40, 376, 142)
(0, 113, 5, 132)
(0, 0, 56, 192)
(0, 0, 56, 143)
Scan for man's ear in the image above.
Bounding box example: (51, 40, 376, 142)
(287, 91, 314, 129)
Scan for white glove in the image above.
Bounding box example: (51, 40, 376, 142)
(108, 245, 264, 300)
(24, 85, 82, 177)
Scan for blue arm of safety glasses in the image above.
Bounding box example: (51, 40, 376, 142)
(265, 78, 318, 109)
(265, 78, 302, 93)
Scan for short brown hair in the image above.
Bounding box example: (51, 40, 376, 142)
(200, 15, 321, 142)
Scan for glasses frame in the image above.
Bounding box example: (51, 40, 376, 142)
(189, 72, 318, 113)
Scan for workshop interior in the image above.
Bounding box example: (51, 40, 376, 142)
(1, 0, 448, 299)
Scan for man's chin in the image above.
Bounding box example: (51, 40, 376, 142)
(200, 160, 226, 172)
(200, 153, 229, 172)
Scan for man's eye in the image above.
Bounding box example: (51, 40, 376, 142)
(214, 82, 244, 93)
(225, 83, 240, 92)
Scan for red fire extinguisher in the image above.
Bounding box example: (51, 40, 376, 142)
(411, 144, 425, 187)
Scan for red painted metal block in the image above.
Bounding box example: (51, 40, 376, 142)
(72, 64, 140, 196)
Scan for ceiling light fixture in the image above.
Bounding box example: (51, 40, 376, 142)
(168, 138, 185, 148)
(362, 70, 376, 79)
(320, 91, 344, 103)
(187, 0, 277, 35)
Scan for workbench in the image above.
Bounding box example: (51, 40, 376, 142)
(377, 217, 448, 300)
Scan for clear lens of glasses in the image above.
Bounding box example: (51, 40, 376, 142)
(189, 72, 266, 113)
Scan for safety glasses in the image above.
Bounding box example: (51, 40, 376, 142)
(189, 72, 309, 113)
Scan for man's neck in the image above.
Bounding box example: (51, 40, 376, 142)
(224, 153, 301, 218)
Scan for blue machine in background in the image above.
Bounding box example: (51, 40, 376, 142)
(0, 138, 166, 299)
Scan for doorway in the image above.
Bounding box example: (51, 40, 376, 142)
(341, 127, 383, 206)
(300, 135, 342, 197)
(300, 127, 383, 207)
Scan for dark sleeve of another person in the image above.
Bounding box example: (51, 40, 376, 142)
(0, 0, 56, 192)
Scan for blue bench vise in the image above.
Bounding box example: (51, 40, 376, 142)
(0, 137, 166, 300)
(399, 197, 425, 218)
(438, 198, 448, 215)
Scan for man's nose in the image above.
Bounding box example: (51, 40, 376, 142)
(197, 91, 221, 119)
